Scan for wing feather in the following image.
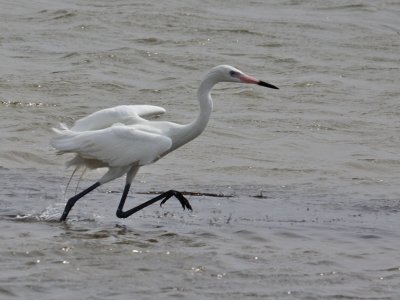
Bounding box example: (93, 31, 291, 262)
(71, 105, 166, 131)
(51, 125, 172, 167)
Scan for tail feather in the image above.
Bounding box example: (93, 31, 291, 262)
(51, 125, 88, 169)
(50, 126, 78, 153)
(52, 124, 94, 191)
(51, 122, 105, 170)
(52, 123, 69, 133)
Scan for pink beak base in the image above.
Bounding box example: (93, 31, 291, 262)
(239, 74, 279, 89)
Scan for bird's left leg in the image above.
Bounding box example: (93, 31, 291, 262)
(116, 188, 193, 219)
(115, 166, 192, 219)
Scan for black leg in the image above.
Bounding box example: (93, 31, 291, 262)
(116, 187, 193, 219)
(60, 182, 101, 222)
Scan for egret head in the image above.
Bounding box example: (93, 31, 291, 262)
(207, 65, 279, 89)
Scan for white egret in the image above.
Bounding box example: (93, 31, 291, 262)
(51, 65, 278, 221)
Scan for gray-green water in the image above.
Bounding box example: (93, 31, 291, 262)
(1, 0, 400, 299)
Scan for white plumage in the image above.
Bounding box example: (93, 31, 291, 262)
(52, 105, 170, 166)
(70, 105, 166, 131)
(52, 125, 172, 167)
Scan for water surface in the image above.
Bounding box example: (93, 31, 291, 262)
(1, 0, 400, 299)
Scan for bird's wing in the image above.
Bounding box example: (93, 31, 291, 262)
(129, 105, 166, 118)
(71, 105, 166, 131)
(51, 125, 172, 167)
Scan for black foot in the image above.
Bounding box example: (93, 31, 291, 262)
(160, 190, 192, 211)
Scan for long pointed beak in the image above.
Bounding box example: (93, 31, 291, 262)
(239, 74, 279, 90)
(258, 80, 279, 89)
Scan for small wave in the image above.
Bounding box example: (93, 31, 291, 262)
(317, 4, 372, 11)
(0, 286, 16, 297)
(2, 212, 61, 223)
(3, 209, 97, 224)
(45, 9, 77, 20)
(2, 151, 57, 166)
(0, 100, 57, 107)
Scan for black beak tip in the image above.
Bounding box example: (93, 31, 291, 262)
(258, 80, 279, 90)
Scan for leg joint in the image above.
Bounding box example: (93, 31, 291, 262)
(116, 209, 127, 219)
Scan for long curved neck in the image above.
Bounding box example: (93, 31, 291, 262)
(171, 75, 218, 150)
(193, 77, 215, 134)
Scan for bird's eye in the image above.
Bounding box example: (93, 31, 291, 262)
(229, 70, 238, 77)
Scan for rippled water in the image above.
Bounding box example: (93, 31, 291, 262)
(1, 0, 400, 299)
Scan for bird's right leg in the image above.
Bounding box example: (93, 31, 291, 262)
(59, 166, 131, 222)
(60, 167, 127, 221)
(60, 182, 101, 221)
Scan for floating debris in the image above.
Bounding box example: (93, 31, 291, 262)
(137, 191, 236, 198)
